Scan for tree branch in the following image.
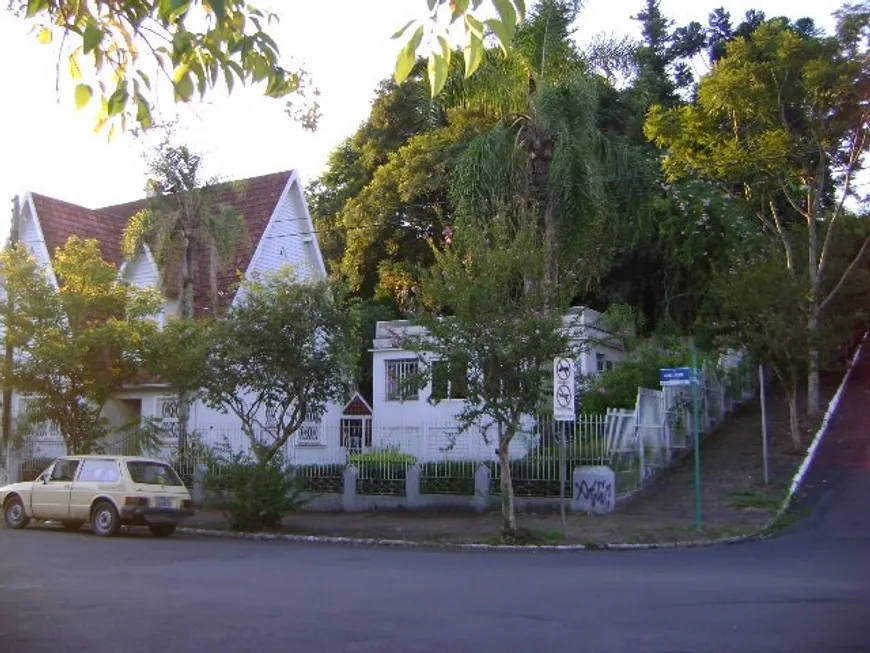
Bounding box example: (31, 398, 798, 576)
(819, 230, 870, 313)
(818, 126, 866, 285)
(768, 200, 795, 272)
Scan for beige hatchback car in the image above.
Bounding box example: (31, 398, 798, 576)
(0, 455, 195, 537)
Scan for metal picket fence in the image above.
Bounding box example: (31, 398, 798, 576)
(7, 358, 756, 504)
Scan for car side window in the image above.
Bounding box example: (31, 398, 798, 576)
(78, 460, 120, 483)
(50, 459, 80, 482)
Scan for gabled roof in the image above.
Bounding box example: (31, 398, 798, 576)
(31, 194, 125, 266)
(28, 170, 295, 316)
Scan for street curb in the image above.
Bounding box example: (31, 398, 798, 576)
(176, 525, 766, 552)
(771, 332, 866, 524)
(176, 337, 867, 554)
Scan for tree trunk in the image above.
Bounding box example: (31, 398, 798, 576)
(497, 425, 517, 540)
(807, 200, 821, 416)
(178, 237, 195, 456)
(786, 389, 801, 451)
(807, 300, 820, 416)
(543, 200, 558, 287)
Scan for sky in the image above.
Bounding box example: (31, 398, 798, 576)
(0, 0, 840, 242)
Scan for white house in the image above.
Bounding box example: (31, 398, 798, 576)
(3, 171, 632, 472)
(5, 170, 360, 468)
(362, 307, 628, 461)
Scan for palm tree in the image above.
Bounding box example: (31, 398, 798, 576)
(122, 144, 248, 318)
(445, 0, 651, 293)
(121, 143, 248, 453)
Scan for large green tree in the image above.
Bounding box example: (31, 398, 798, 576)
(0, 237, 162, 454)
(405, 202, 573, 539)
(449, 0, 650, 293)
(156, 267, 359, 464)
(645, 14, 870, 414)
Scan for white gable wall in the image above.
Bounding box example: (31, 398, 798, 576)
(236, 175, 325, 305)
(16, 195, 57, 287)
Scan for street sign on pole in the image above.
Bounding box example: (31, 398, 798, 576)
(660, 363, 702, 531)
(553, 357, 574, 538)
(553, 357, 575, 421)
(659, 367, 694, 386)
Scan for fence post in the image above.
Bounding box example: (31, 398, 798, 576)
(473, 464, 491, 512)
(343, 465, 359, 512)
(192, 463, 208, 507)
(405, 464, 421, 508)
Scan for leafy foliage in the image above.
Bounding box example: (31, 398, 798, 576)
(0, 238, 162, 454)
(393, 0, 541, 95)
(12, 0, 318, 134)
(160, 267, 358, 464)
(203, 441, 303, 531)
(645, 15, 870, 412)
(404, 204, 573, 538)
(122, 142, 249, 318)
(347, 448, 418, 467)
(578, 339, 689, 415)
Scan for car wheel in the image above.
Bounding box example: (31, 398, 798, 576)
(61, 520, 84, 532)
(91, 501, 121, 537)
(3, 496, 30, 530)
(148, 523, 177, 538)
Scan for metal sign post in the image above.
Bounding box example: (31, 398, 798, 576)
(553, 357, 575, 537)
(690, 350, 702, 531)
(759, 363, 769, 485)
(660, 362, 703, 532)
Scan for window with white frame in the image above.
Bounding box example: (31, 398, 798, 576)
(386, 359, 419, 401)
(605, 360, 614, 372)
(596, 353, 605, 372)
(156, 397, 181, 441)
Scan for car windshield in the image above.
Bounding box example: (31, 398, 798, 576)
(125, 461, 184, 486)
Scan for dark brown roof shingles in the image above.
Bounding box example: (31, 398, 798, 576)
(31, 170, 294, 317)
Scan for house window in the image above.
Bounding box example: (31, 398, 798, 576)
(431, 360, 468, 400)
(605, 360, 614, 372)
(386, 359, 419, 401)
(596, 353, 605, 372)
(156, 397, 181, 441)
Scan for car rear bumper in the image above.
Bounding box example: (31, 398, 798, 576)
(120, 507, 195, 524)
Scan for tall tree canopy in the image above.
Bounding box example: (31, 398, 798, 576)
(645, 13, 870, 413)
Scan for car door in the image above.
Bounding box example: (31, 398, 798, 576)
(30, 458, 80, 520)
(69, 459, 123, 521)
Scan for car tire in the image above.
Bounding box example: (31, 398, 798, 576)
(148, 523, 177, 538)
(3, 495, 30, 530)
(61, 520, 84, 532)
(91, 501, 121, 537)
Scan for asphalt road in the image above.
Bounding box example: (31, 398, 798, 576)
(2, 368, 869, 653)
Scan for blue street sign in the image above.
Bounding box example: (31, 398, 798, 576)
(659, 367, 695, 387)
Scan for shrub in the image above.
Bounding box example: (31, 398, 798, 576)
(349, 446, 416, 496)
(203, 443, 304, 531)
(578, 340, 691, 414)
(347, 446, 417, 467)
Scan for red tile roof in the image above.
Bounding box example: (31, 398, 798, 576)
(31, 170, 294, 316)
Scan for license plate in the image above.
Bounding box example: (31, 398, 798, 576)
(156, 497, 173, 509)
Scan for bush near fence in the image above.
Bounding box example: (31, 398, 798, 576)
(349, 448, 417, 496)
